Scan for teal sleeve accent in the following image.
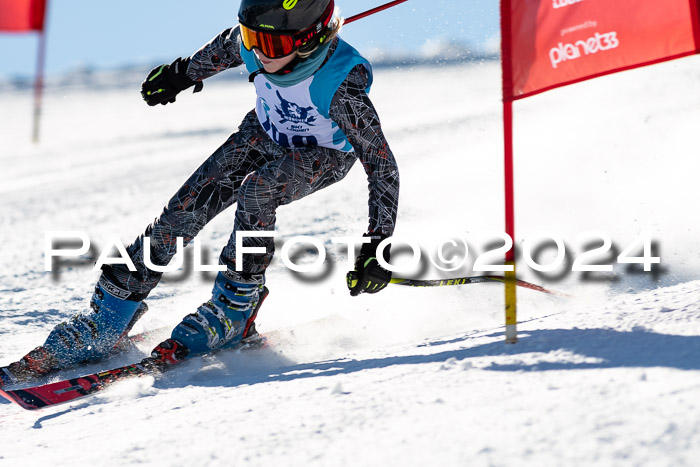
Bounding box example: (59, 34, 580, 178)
(309, 38, 373, 118)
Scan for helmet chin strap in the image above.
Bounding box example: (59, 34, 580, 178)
(248, 55, 303, 82)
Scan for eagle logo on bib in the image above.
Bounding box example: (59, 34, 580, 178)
(275, 91, 316, 126)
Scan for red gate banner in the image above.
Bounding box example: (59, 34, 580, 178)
(503, 0, 700, 99)
(0, 0, 46, 32)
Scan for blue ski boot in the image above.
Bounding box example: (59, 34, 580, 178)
(150, 270, 267, 367)
(1, 278, 146, 386)
(42, 277, 147, 369)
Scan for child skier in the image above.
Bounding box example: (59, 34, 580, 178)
(1, 0, 399, 385)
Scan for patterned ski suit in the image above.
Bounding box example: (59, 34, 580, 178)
(105, 27, 400, 298)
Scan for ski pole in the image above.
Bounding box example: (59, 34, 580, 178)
(390, 275, 570, 297)
(344, 0, 410, 25)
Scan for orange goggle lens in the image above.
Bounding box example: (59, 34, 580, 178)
(240, 24, 296, 58)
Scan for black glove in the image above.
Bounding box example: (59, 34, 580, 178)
(347, 235, 392, 296)
(141, 57, 203, 106)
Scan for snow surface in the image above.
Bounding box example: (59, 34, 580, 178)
(1, 56, 700, 466)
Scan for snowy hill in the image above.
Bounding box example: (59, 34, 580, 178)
(0, 44, 497, 94)
(1, 55, 699, 465)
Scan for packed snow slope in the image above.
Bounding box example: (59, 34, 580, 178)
(1, 56, 700, 466)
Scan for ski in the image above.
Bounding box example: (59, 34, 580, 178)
(0, 325, 170, 390)
(0, 336, 265, 410)
(0, 358, 157, 410)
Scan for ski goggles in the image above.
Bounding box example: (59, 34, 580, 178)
(239, 0, 335, 59)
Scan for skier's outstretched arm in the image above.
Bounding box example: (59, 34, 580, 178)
(329, 64, 400, 295)
(141, 26, 245, 106)
(186, 26, 245, 80)
(329, 64, 400, 239)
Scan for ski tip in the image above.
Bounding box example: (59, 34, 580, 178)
(0, 388, 44, 410)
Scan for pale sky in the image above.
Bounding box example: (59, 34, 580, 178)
(0, 0, 499, 77)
